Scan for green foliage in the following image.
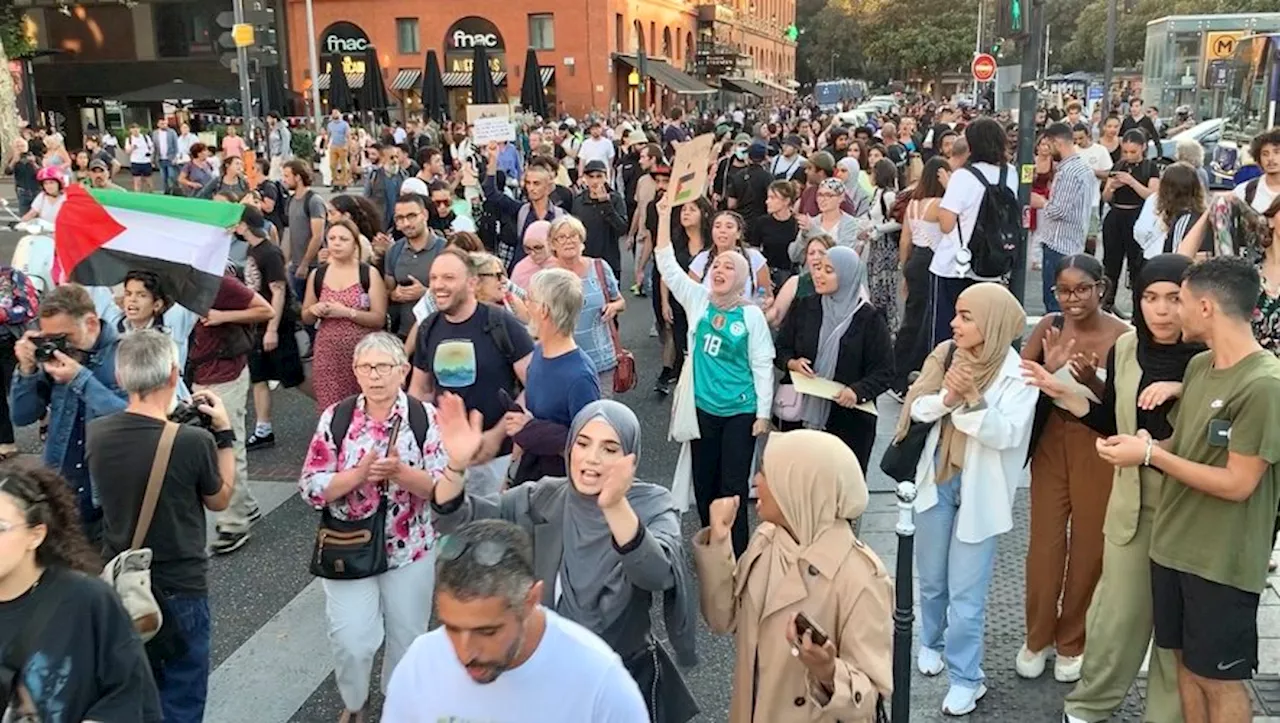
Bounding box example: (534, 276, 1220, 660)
(290, 128, 315, 160)
(797, 0, 977, 83)
(0, 6, 33, 58)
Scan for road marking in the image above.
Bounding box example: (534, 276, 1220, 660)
(204, 480, 299, 546)
(205, 580, 332, 723)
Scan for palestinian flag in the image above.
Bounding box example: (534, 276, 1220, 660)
(54, 185, 243, 315)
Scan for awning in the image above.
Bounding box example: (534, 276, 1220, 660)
(757, 77, 796, 95)
(540, 66, 555, 85)
(316, 73, 365, 90)
(720, 77, 768, 97)
(441, 70, 506, 88)
(613, 54, 715, 95)
(390, 69, 420, 92)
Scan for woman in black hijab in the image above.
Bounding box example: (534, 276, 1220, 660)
(1021, 253, 1203, 723)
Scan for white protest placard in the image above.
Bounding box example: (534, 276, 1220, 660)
(466, 104, 515, 144)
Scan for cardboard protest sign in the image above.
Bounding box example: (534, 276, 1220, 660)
(668, 132, 716, 207)
(466, 104, 516, 144)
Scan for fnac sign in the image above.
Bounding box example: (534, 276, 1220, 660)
(1206, 31, 1242, 61)
(320, 21, 373, 56)
(445, 17, 504, 52)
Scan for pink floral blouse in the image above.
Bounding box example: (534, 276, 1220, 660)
(299, 392, 446, 569)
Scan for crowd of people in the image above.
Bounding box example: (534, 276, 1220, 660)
(1, 89, 1280, 723)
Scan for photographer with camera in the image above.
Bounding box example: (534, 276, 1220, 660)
(9, 283, 127, 542)
(87, 329, 236, 723)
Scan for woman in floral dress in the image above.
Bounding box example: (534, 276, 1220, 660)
(298, 332, 454, 723)
(302, 218, 388, 412)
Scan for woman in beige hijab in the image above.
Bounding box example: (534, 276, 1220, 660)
(893, 282, 1037, 716)
(692, 429, 893, 722)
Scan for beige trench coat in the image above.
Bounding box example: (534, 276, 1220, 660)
(692, 522, 894, 723)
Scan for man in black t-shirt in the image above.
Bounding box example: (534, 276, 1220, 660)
(408, 249, 534, 497)
(88, 329, 236, 723)
(727, 141, 774, 237)
(238, 206, 304, 451)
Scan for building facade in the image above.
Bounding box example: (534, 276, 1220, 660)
(285, 0, 795, 117)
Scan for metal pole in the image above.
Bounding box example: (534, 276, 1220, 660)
(1043, 23, 1050, 81)
(1102, 0, 1117, 114)
(1011, 0, 1044, 305)
(973, 0, 983, 101)
(232, 0, 255, 137)
(304, 0, 323, 131)
(890, 481, 918, 723)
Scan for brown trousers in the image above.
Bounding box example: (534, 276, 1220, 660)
(1025, 410, 1114, 656)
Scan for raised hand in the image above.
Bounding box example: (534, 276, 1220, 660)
(1041, 325, 1076, 373)
(596, 453, 637, 510)
(708, 496, 740, 544)
(436, 392, 484, 467)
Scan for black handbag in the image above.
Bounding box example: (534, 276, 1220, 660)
(879, 343, 957, 482)
(309, 490, 389, 580)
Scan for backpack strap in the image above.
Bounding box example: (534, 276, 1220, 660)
(328, 395, 360, 453)
(1246, 177, 1261, 206)
(385, 239, 406, 276)
(312, 264, 328, 299)
(481, 304, 518, 364)
(943, 341, 958, 370)
(405, 398, 430, 450)
(517, 204, 532, 238)
(133, 422, 179, 550)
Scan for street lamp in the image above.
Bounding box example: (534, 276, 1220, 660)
(830, 51, 840, 79)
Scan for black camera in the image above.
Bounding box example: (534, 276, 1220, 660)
(32, 334, 69, 363)
(169, 402, 214, 429)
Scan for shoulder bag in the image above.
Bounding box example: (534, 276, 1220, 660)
(879, 343, 957, 483)
(309, 402, 390, 580)
(593, 259, 636, 394)
(100, 421, 178, 643)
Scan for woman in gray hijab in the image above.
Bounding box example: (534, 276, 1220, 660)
(774, 245, 895, 473)
(837, 156, 873, 218)
(432, 396, 699, 723)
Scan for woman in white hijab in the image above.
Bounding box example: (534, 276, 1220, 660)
(655, 194, 775, 557)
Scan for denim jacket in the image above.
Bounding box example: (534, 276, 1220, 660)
(10, 325, 128, 472)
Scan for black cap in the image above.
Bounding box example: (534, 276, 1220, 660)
(748, 141, 768, 161)
(583, 159, 608, 176)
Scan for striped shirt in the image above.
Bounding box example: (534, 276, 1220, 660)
(1038, 152, 1093, 255)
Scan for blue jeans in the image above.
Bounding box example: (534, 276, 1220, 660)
(1041, 244, 1065, 314)
(153, 594, 210, 723)
(915, 475, 1000, 687)
(15, 187, 35, 216)
(158, 160, 178, 192)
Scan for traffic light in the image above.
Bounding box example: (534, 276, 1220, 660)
(996, 0, 1028, 38)
(784, 24, 798, 41)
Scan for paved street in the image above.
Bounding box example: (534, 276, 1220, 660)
(4, 184, 1280, 722)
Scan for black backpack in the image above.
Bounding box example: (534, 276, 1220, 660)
(961, 163, 1023, 278)
(329, 393, 429, 452)
(417, 305, 517, 368)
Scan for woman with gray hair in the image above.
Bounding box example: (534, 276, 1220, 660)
(432, 397, 700, 723)
(549, 214, 626, 395)
(792, 178, 867, 264)
(503, 267, 602, 483)
(298, 331, 455, 723)
(1174, 136, 1210, 193)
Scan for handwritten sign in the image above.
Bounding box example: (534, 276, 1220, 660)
(466, 104, 515, 144)
(668, 132, 716, 207)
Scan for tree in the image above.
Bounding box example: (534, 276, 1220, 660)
(1062, 0, 1280, 70)
(0, 5, 30, 160)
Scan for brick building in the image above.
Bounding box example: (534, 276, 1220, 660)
(285, 0, 796, 118)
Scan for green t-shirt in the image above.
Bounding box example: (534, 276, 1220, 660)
(692, 306, 757, 417)
(1150, 350, 1280, 593)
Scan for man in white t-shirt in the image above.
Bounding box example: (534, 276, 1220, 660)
(1074, 122, 1114, 251)
(578, 120, 616, 185)
(1233, 128, 1280, 213)
(383, 520, 648, 723)
(932, 118, 1019, 347)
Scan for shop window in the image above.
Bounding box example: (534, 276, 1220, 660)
(396, 18, 420, 54)
(529, 14, 555, 50)
(154, 2, 220, 58)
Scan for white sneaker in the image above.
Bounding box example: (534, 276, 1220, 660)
(941, 682, 987, 716)
(917, 647, 944, 676)
(1015, 643, 1052, 679)
(1054, 654, 1083, 683)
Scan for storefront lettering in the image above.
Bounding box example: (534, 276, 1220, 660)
(326, 36, 371, 53)
(450, 57, 503, 73)
(451, 31, 499, 49)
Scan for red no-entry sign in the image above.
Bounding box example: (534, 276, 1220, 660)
(972, 53, 997, 82)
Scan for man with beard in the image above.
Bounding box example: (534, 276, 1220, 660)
(365, 143, 408, 231)
(385, 194, 446, 338)
(409, 250, 533, 497)
(382, 520, 647, 721)
(1030, 122, 1093, 312)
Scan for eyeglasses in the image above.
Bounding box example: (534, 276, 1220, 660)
(552, 233, 580, 243)
(438, 536, 511, 566)
(354, 362, 399, 377)
(394, 212, 422, 224)
(1054, 282, 1099, 300)
(478, 271, 504, 279)
(524, 243, 546, 252)
(817, 191, 842, 199)
(433, 199, 452, 207)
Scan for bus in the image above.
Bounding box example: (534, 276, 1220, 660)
(1213, 32, 1280, 182)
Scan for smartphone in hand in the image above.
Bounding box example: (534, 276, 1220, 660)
(794, 611, 829, 647)
(386, 415, 403, 453)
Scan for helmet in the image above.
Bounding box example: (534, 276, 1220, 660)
(1176, 104, 1192, 117)
(35, 166, 63, 187)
